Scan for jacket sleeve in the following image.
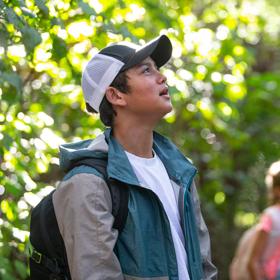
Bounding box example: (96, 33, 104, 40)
(53, 172, 124, 280)
(191, 182, 218, 280)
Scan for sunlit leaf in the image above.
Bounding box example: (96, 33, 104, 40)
(1, 201, 15, 222)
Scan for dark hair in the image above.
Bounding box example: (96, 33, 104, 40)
(86, 71, 130, 126)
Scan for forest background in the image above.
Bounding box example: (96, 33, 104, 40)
(0, 0, 280, 279)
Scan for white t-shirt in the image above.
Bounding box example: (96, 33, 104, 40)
(125, 151, 190, 280)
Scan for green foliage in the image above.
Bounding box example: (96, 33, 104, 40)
(1, 0, 280, 278)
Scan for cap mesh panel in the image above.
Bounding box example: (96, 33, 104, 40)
(81, 54, 124, 112)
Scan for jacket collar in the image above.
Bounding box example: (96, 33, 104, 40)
(104, 128, 197, 189)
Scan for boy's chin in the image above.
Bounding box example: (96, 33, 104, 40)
(161, 106, 173, 118)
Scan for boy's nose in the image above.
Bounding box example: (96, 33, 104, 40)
(158, 71, 167, 84)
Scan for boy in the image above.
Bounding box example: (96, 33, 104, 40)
(54, 34, 217, 279)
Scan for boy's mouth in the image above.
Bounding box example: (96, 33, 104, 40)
(159, 87, 169, 96)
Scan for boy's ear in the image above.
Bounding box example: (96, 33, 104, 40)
(105, 87, 127, 107)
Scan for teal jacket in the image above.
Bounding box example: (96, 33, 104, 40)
(53, 129, 217, 280)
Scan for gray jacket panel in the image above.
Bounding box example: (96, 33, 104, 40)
(53, 173, 123, 280)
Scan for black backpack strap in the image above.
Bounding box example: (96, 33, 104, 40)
(30, 245, 61, 276)
(109, 179, 129, 232)
(69, 158, 108, 178)
(71, 157, 128, 232)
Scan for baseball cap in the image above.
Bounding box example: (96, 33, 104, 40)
(81, 34, 172, 113)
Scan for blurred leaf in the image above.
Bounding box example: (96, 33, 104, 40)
(51, 35, 67, 60)
(0, 27, 9, 48)
(1, 72, 22, 94)
(20, 7, 36, 18)
(78, 0, 97, 15)
(21, 26, 42, 54)
(5, 7, 23, 29)
(34, 0, 49, 16)
(14, 260, 27, 279)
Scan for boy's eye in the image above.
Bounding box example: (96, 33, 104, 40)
(143, 67, 150, 73)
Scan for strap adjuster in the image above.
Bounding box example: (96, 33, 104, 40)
(31, 249, 42, 264)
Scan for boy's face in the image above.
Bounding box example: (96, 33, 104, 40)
(121, 57, 172, 121)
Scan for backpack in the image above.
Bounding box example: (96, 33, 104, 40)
(29, 157, 129, 280)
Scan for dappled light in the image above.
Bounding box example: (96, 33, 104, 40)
(1, 0, 280, 279)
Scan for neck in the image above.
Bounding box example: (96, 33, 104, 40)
(112, 123, 154, 158)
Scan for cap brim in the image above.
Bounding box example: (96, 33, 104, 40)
(121, 35, 172, 71)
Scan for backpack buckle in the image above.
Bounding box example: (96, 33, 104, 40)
(31, 249, 42, 264)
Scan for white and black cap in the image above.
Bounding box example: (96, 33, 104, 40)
(81, 35, 172, 112)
